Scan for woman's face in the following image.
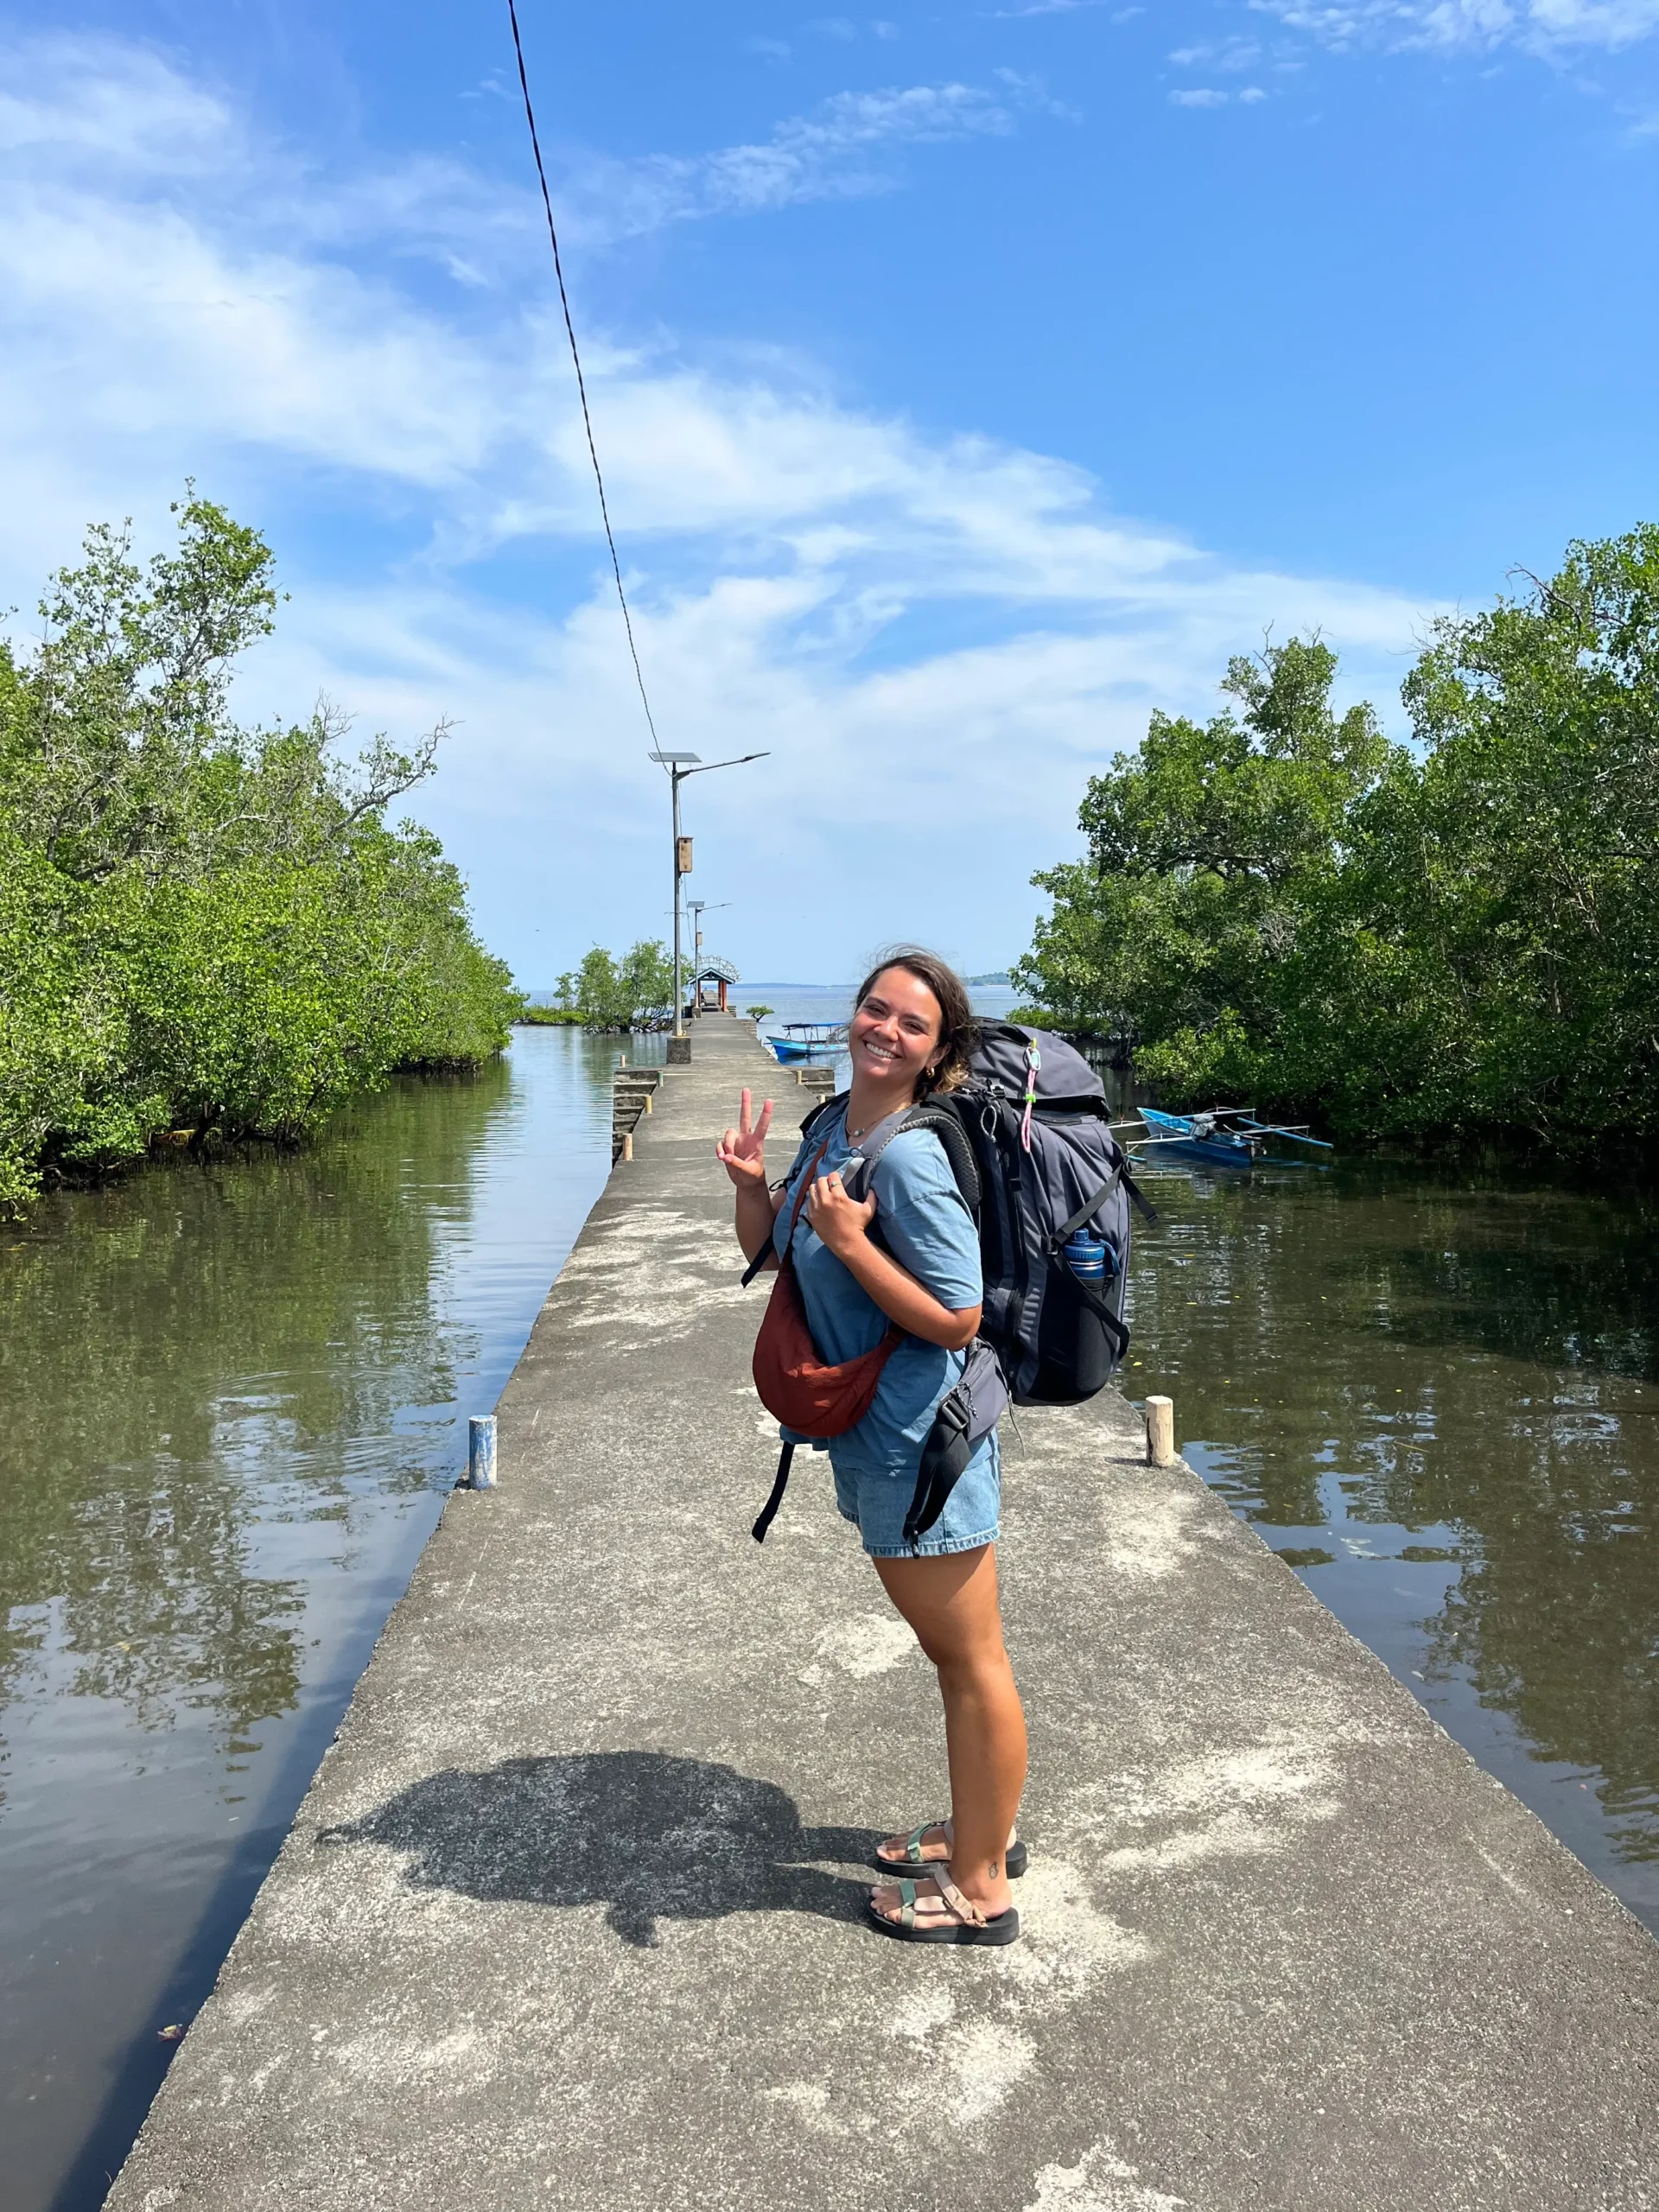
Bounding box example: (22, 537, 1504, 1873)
(849, 966, 944, 1093)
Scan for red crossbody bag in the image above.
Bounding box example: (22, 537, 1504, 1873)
(744, 1135, 903, 1539)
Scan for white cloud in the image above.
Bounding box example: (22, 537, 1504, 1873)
(1170, 37, 1265, 66)
(1250, 0, 1659, 53)
(990, 0, 1114, 16)
(0, 32, 234, 175)
(556, 76, 1063, 244)
(0, 31, 1433, 980)
(1170, 86, 1232, 102)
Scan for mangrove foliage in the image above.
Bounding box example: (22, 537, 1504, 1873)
(1013, 528, 1659, 1150)
(0, 497, 518, 1211)
(549, 942, 674, 1030)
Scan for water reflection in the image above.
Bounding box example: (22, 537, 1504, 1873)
(10, 1024, 1659, 2205)
(0, 1029, 621, 2212)
(1124, 1160, 1659, 1926)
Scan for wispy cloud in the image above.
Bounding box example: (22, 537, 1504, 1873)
(1169, 83, 1269, 103)
(1170, 36, 1265, 67)
(990, 1, 1108, 17)
(0, 32, 236, 176)
(556, 74, 1065, 244)
(1250, 0, 1659, 54)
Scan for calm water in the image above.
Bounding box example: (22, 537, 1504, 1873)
(1122, 1154, 1659, 1931)
(5, 1017, 1659, 2208)
(0, 1029, 629, 2212)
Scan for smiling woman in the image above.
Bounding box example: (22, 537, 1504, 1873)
(718, 947, 1029, 1947)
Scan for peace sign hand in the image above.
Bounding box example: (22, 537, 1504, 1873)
(716, 1088, 774, 1188)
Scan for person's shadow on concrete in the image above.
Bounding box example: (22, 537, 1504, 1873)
(317, 1751, 882, 1947)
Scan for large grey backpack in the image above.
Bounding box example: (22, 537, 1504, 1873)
(794, 1023, 1154, 1546)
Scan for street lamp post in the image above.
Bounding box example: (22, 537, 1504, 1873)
(649, 751, 768, 1049)
(685, 899, 703, 1017)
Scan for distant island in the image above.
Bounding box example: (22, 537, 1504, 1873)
(965, 972, 1012, 987)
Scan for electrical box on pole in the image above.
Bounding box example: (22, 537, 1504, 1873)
(677, 837, 693, 876)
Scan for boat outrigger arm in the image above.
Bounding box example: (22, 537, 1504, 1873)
(1234, 1117, 1334, 1150)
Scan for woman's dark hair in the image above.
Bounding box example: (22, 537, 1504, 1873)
(851, 947, 980, 1097)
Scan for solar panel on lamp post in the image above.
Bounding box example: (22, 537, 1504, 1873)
(649, 751, 769, 1045)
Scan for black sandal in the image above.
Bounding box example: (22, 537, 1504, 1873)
(871, 1818, 1029, 1880)
(868, 1871, 1020, 1947)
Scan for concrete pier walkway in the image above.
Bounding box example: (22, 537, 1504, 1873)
(109, 1020, 1659, 2211)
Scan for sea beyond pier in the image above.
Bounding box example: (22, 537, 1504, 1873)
(106, 1018, 1659, 2211)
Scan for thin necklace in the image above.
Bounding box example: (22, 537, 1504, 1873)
(847, 1080, 932, 1143)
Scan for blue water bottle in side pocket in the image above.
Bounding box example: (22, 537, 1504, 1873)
(1064, 1230, 1107, 1284)
(1064, 1228, 1112, 1392)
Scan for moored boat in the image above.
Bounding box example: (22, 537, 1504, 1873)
(1135, 1107, 1262, 1168)
(764, 1020, 848, 1063)
(1126, 1106, 1335, 1170)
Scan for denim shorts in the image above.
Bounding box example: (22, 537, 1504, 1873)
(829, 1433, 1001, 1559)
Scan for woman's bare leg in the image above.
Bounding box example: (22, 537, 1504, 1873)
(871, 1544, 1027, 1918)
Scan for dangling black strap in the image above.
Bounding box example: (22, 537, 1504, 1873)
(1073, 1276, 1132, 1359)
(752, 1441, 796, 1543)
(1050, 1163, 1159, 1247)
(1120, 1163, 1159, 1225)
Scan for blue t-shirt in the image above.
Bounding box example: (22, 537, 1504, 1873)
(772, 1103, 987, 1476)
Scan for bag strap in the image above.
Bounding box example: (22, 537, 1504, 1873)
(740, 1132, 834, 1287)
(841, 1102, 982, 1217)
(1071, 1274, 1131, 1359)
(838, 1105, 916, 1197)
(1050, 1174, 1118, 1250)
(800, 1089, 849, 1135)
(1049, 1159, 1159, 1248)
(752, 1440, 795, 1544)
(1120, 1162, 1159, 1225)
(902, 1341, 1009, 1547)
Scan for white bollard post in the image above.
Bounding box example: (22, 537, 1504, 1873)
(622, 1129, 633, 1161)
(1145, 1396, 1175, 1467)
(468, 1414, 498, 1490)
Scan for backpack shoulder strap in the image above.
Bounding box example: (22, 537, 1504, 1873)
(838, 1104, 915, 1193)
(740, 1129, 835, 1287)
(800, 1089, 849, 1136)
(841, 1100, 981, 1217)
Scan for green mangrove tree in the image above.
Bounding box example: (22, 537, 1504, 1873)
(1013, 529, 1659, 1148)
(0, 496, 518, 1208)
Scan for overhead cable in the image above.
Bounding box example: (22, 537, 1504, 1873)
(505, 0, 662, 753)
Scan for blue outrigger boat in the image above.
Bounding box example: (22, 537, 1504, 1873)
(766, 1021, 847, 1064)
(1127, 1106, 1333, 1170)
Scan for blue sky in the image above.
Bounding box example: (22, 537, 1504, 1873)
(3, 2, 1656, 982)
